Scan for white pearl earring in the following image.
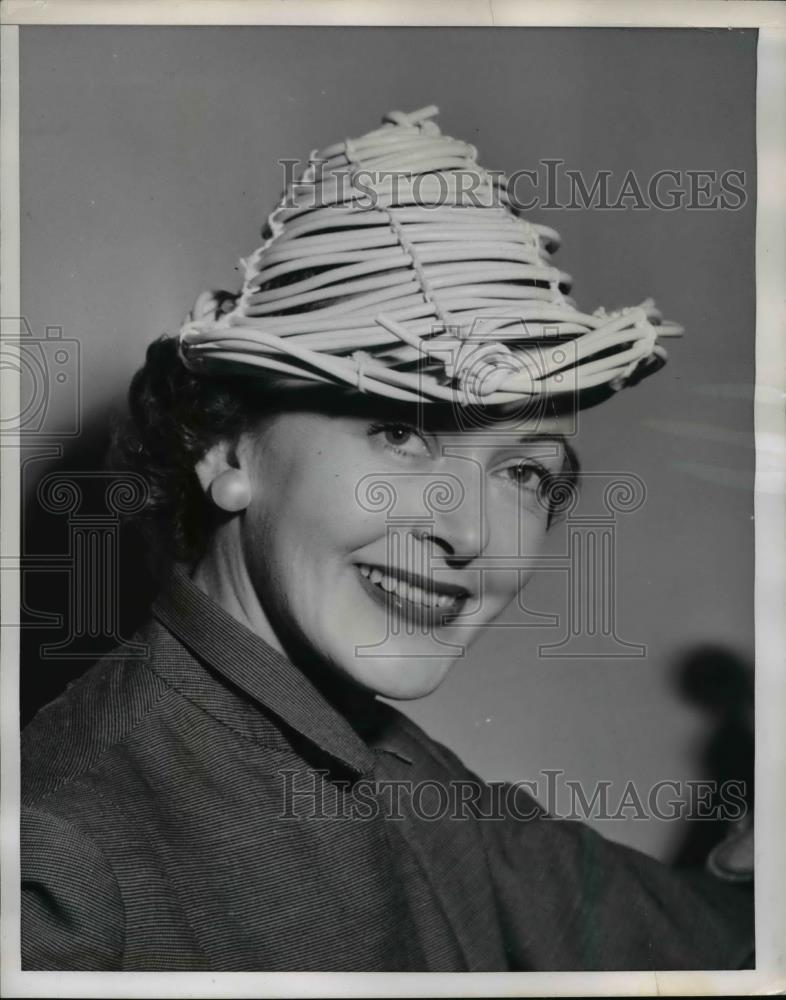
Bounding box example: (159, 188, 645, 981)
(209, 469, 251, 512)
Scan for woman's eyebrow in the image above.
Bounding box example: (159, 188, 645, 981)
(511, 433, 568, 451)
(509, 435, 578, 471)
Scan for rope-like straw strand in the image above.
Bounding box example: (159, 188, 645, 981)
(180, 107, 682, 405)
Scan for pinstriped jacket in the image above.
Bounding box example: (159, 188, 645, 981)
(21, 569, 754, 971)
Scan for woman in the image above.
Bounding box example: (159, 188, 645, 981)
(21, 107, 753, 971)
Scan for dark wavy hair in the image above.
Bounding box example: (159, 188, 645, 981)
(107, 336, 276, 575)
(108, 335, 580, 578)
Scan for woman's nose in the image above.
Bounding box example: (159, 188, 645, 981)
(424, 472, 491, 565)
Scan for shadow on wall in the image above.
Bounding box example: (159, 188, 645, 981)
(20, 408, 159, 728)
(669, 644, 755, 867)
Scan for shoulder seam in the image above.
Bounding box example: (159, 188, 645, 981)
(24, 677, 173, 809)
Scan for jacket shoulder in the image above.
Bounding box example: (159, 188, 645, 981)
(21, 620, 172, 806)
(22, 806, 125, 970)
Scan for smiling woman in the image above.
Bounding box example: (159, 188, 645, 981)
(111, 335, 578, 703)
(20, 107, 753, 972)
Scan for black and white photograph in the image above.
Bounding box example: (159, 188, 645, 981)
(1, 2, 784, 996)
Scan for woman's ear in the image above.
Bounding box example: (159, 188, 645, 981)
(195, 440, 252, 513)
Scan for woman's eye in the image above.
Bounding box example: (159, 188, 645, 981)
(502, 460, 547, 489)
(369, 422, 430, 457)
(385, 426, 413, 446)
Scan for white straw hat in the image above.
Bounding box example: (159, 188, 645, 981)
(179, 105, 681, 406)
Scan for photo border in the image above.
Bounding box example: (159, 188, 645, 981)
(1, 2, 784, 996)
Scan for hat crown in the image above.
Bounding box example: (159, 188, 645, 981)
(180, 107, 681, 406)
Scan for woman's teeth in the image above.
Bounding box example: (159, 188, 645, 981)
(358, 564, 459, 609)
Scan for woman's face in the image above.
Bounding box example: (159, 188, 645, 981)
(223, 400, 573, 700)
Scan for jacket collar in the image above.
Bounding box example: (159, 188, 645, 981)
(152, 566, 378, 777)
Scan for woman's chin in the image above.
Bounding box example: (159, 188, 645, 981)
(343, 650, 458, 701)
(313, 596, 469, 698)
(364, 673, 452, 701)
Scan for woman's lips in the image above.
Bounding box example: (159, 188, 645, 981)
(355, 562, 468, 625)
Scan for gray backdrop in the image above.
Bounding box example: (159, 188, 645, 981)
(19, 25, 756, 860)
